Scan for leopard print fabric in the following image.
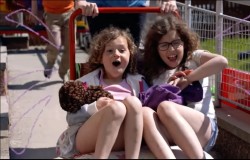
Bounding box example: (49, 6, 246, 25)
(59, 81, 113, 113)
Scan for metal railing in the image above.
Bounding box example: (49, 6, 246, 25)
(176, 1, 250, 111)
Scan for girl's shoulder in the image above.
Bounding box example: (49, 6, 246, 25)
(127, 73, 145, 80)
(192, 49, 212, 58)
(189, 49, 208, 65)
(126, 73, 149, 93)
(185, 50, 204, 69)
(192, 49, 204, 58)
(77, 69, 101, 84)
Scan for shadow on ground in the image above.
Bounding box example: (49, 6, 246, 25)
(8, 80, 63, 90)
(10, 147, 57, 159)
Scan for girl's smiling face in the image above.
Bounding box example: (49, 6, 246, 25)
(158, 30, 184, 69)
(102, 36, 130, 81)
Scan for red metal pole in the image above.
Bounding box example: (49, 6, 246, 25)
(69, 7, 161, 80)
(69, 8, 81, 80)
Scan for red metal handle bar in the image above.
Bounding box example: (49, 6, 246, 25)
(69, 7, 161, 80)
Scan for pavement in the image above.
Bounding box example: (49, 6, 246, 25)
(0, 45, 89, 159)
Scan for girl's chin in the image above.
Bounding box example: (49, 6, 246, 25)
(109, 69, 125, 76)
(167, 63, 179, 69)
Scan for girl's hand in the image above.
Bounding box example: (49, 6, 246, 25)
(168, 76, 180, 86)
(96, 97, 113, 110)
(76, 1, 99, 17)
(177, 77, 190, 90)
(168, 70, 192, 90)
(168, 70, 191, 82)
(168, 70, 186, 83)
(168, 77, 190, 90)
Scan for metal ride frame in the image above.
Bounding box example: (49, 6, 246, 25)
(68, 7, 161, 80)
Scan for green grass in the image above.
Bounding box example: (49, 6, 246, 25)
(200, 38, 250, 72)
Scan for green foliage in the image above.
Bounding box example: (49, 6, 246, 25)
(200, 38, 250, 72)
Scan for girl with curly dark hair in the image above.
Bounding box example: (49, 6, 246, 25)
(56, 26, 148, 159)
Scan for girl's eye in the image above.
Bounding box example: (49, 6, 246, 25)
(119, 49, 125, 53)
(106, 49, 113, 53)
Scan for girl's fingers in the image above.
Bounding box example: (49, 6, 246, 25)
(183, 69, 192, 75)
(173, 71, 186, 77)
(168, 76, 177, 82)
(168, 78, 180, 86)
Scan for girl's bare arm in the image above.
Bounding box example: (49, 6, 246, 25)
(186, 51, 228, 83)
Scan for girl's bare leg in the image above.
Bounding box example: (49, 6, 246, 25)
(172, 103, 212, 147)
(157, 101, 209, 159)
(122, 96, 143, 159)
(75, 100, 126, 159)
(142, 107, 176, 159)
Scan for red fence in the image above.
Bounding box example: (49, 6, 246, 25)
(221, 68, 250, 114)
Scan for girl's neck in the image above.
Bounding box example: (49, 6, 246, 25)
(100, 70, 124, 85)
(102, 78, 124, 86)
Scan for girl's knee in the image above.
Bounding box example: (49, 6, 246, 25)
(123, 96, 143, 113)
(106, 100, 127, 120)
(142, 107, 155, 124)
(157, 101, 177, 118)
(142, 107, 154, 117)
(123, 96, 141, 105)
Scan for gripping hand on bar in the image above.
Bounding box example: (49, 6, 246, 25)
(75, 0, 177, 17)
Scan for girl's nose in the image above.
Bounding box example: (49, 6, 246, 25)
(113, 50, 120, 57)
(168, 44, 175, 51)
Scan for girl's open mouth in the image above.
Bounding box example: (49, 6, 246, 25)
(112, 60, 121, 67)
(168, 55, 177, 61)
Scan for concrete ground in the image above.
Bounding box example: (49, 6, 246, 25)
(0, 95, 9, 159)
(2, 46, 89, 159)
